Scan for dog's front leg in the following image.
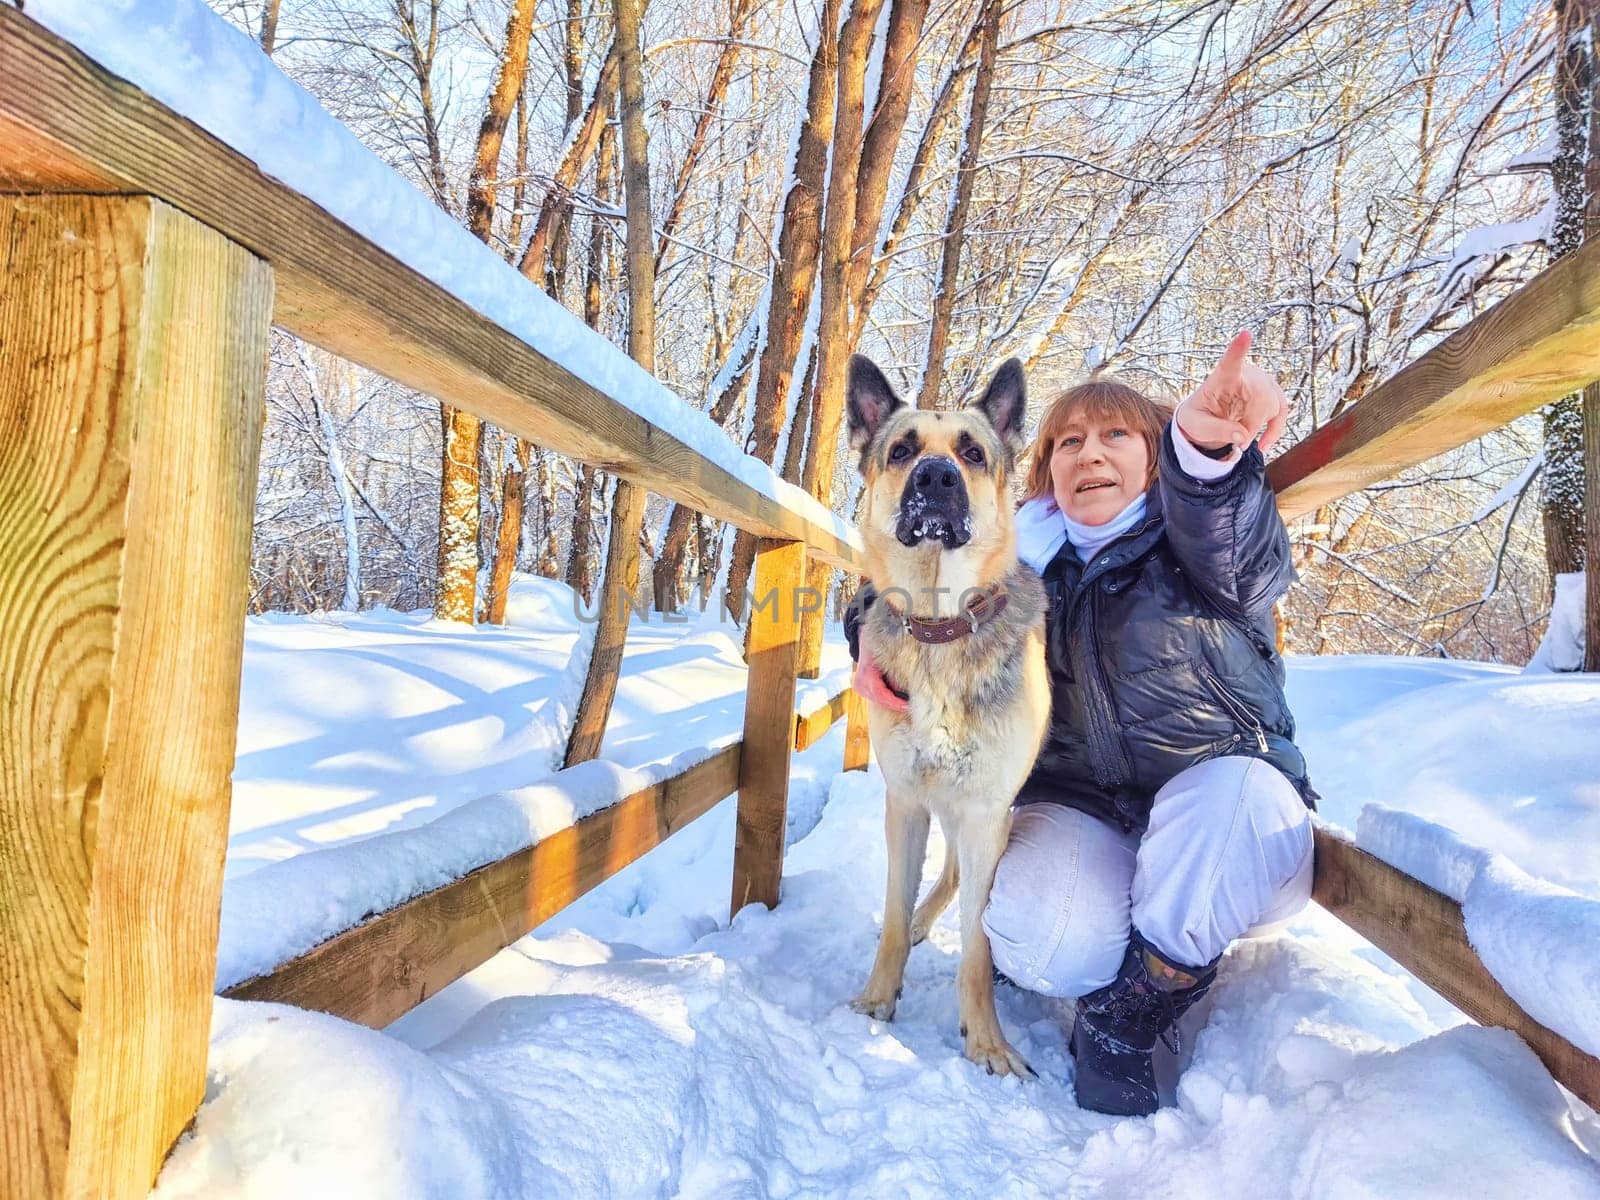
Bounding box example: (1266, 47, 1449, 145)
(851, 793, 929, 1022)
(954, 817, 1033, 1077)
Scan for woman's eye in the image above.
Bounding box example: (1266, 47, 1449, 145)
(963, 446, 985, 466)
(1108, 428, 1128, 439)
(888, 443, 912, 464)
(1059, 437, 1081, 450)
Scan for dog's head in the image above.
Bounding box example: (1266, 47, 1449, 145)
(847, 355, 1027, 580)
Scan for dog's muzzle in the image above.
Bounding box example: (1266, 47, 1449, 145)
(896, 455, 972, 548)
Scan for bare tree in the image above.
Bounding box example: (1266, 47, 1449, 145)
(917, 0, 1000, 409)
(565, 0, 657, 766)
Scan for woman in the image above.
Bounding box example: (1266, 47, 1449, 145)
(848, 332, 1315, 1117)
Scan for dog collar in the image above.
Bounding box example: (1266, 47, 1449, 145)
(889, 584, 1010, 645)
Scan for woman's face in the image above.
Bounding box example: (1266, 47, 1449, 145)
(1050, 412, 1152, 525)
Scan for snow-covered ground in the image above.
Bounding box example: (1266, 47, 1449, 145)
(155, 610, 1600, 1197)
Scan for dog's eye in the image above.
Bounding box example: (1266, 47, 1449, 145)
(888, 442, 913, 465)
(963, 446, 985, 467)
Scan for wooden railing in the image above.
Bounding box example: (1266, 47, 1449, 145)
(224, 685, 867, 1028)
(0, 12, 866, 1198)
(3, 8, 1598, 1200)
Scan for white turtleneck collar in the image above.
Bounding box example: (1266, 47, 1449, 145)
(1015, 492, 1148, 572)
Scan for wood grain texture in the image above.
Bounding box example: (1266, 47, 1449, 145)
(1270, 233, 1600, 520)
(0, 11, 859, 571)
(842, 687, 870, 772)
(224, 746, 742, 1027)
(732, 540, 806, 916)
(1312, 826, 1600, 1111)
(0, 194, 269, 1199)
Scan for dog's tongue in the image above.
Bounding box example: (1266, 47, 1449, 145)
(854, 642, 910, 713)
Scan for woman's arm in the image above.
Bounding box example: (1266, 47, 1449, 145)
(1159, 331, 1294, 623)
(1158, 429, 1293, 623)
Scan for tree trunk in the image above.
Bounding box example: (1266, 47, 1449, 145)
(797, 0, 888, 676)
(482, 440, 530, 624)
(309, 354, 362, 611)
(653, 347, 753, 609)
(565, 0, 656, 766)
(259, 0, 282, 55)
(857, 13, 986, 334)
(436, 0, 537, 624)
(517, 47, 622, 284)
(846, 0, 933, 328)
(916, 0, 1000, 410)
(534, 449, 561, 577)
(724, 0, 842, 622)
(566, 465, 600, 602)
(1542, 0, 1596, 583)
(564, 121, 616, 601)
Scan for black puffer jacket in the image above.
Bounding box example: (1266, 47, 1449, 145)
(846, 424, 1313, 834)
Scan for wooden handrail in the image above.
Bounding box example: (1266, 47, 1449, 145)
(795, 686, 853, 752)
(1270, 234, 1600, 521)
(224, 685, 868, 1027)
(1312, 827, 1600, 1110)
(225, 746, 743, 1026)
(0, 11, 860, 572)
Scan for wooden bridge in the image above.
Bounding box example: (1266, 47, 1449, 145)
(2, 8, 1598, 1197)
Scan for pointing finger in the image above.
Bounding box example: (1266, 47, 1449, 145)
(1212, 329, 1253, 382)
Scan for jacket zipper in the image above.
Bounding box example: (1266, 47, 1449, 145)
(1197, 663, 1269, 754)
(1073, 587, 1134, 788)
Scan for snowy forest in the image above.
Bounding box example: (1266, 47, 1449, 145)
(11, 2, 1600, 1194)
(212, 0, 1587, 665)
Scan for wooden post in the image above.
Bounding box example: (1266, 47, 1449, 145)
(843, 687, 871, 772)
(0, 195, 270, 1199)
(731, 538, 805, 915)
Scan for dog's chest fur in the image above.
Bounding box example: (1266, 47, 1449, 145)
(865, 565, 1047, 786)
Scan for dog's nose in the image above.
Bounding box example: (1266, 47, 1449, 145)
(913, 457, 961, 492)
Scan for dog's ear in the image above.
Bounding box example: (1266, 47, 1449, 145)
(972, 358, 1026, 451)
(847, 355, 906, 456)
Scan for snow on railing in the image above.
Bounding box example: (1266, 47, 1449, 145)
(1312, 823, 1600, 1110)
(1356, 806, 1600, 1061)
(11, 0, 861, 567)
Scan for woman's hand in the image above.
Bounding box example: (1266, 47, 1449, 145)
(1176, 330, 1289, 454)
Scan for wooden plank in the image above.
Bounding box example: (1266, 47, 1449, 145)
(732, 540, 806, 915)
(0, 11, 860, 572)
(793, 686, 851, 753)
(1, 194, 269, 1199)
(843, 687, 871, 772)
(225, 745, 742, 1027)
(1312, 826, 1600, 1110)
(1270, 234, 1600, 520)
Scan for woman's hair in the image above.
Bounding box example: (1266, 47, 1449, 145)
(1021, 378, 1172, 502)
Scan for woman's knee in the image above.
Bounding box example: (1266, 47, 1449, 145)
(1133, 757, 1312, 966)
(981, 804, 1136, 998)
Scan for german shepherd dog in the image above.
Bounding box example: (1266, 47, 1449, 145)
(845, 355, 1050, 1077)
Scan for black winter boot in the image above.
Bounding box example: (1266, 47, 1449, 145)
(1070, 931, 1218, 1117)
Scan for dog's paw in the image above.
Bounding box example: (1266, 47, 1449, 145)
(963, 1031, 1035, 1079)
(849, 991, 898, 1022)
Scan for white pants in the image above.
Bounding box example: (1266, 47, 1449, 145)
(981, 756, 1314, 997)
